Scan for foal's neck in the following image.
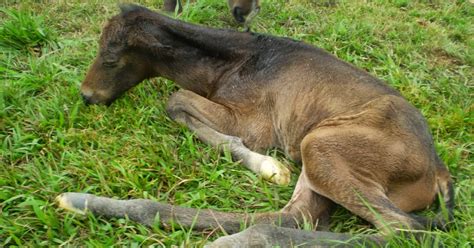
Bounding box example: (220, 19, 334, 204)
(145, 12, 255, 96)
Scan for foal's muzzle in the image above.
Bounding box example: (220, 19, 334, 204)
(81, 92, 92, 105)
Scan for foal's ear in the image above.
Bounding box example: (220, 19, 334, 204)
(128, 32, 171, 51)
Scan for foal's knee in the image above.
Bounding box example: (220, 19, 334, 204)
(166, 90, 190, 117)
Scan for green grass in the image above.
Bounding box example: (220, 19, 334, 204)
(1, 0, 472, 246)
(0, 7, 57, 53)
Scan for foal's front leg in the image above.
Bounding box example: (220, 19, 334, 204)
(166, 90, 290, 185)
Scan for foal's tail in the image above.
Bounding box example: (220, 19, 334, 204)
(411, 161, 455, 230)
(435, 163, 455, 222)
(56, 192, 298, 234)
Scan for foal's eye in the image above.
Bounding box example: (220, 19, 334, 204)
(102, 61, 117, 68)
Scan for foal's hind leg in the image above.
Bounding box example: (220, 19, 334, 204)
(300, 127, 425, 233)
(282, 172, 333, 230)
(166, 89, 290, 185)
(207, 224, 384, 248)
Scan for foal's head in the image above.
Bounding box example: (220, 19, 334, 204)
(81, 5, 170, 105)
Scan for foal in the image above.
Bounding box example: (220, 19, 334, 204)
(58, 4, 453, 247)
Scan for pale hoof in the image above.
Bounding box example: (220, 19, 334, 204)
(259, 156, 291, 186)
(56, 192, 90, 214)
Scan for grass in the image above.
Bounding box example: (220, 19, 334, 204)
(0, 7, 57, 53)
(0, 0, 472, 246)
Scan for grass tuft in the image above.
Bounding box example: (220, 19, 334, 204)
(0, 8, 57, 53)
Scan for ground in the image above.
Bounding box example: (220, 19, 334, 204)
(0, 0, 472, 247)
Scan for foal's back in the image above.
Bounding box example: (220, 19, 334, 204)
(208, 34, 403, 158)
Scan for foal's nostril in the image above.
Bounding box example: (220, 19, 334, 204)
(81, 93, 91, 105)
